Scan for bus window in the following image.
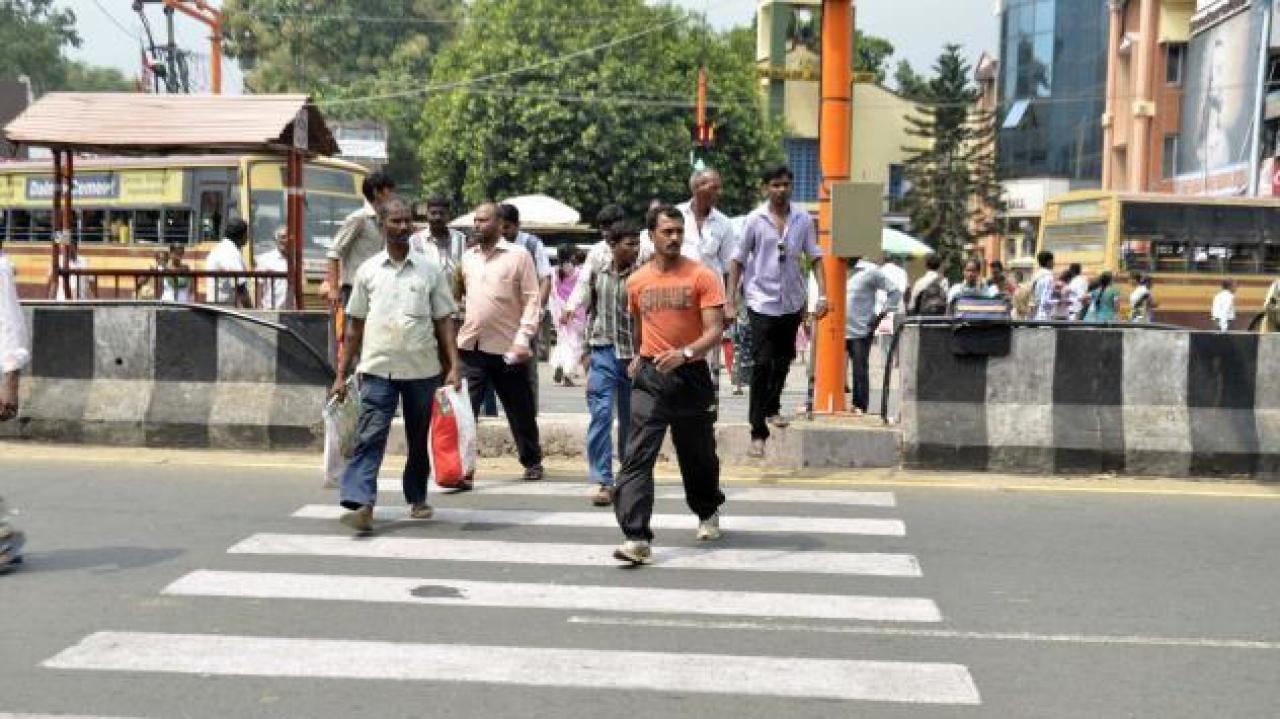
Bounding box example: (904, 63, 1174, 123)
(249, 189, 284, 257)
(134, 210, 161, 244)
(29, 211, 53, 242)
(1121, 239, 1153, 272)
(162, 209, 192, 244)
(305, 193, 363, 258)
(78, 210, 107, 243)
(1265, 244, 1280, 273)
(0, 210, 7, 242)
(199, 191, 224, 241)
(1153, 241, 1189, 273)
(1042, 221, 1107, 254)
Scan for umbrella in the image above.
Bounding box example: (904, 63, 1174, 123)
(450, 194, 581, 229)
(882, 228, 934, 258)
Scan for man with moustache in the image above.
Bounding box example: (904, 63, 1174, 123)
(612, 205, 727, 565)
(331, 196, 461, 533)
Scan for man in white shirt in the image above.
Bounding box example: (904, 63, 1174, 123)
(330, 196, 460, 533)
(678, 168, 737, 280)
(204, 218, 252, 307)
(909, 254, 949, 315)
(1030, 250, 1058, 321)
(1211, 279, 1236, 331)
(46, 242, 95, 300)
(0, 240, 29, 572)
(409, 195, 467, 280)
(1066, 263, 1089, 320)
(256, 227, 291, 310)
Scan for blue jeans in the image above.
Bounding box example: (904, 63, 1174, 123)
(586, 346, 632, 487)
(340, 374, 440, 510)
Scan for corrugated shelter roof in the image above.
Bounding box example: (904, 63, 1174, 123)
(2, 93, 338, 156)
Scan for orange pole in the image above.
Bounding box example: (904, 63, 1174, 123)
(163, 0, 222, 94)
(814, 0, 853, 415)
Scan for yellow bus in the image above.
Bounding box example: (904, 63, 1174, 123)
(0, 154, 368, 301)
(1038, 190, 1280, 329)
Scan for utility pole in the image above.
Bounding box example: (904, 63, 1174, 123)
(813, 0, 854, 415)
(164, 3, 179, 93)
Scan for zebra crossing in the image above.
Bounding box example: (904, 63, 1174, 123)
(38, 479, 982, 709)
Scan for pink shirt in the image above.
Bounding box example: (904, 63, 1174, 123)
(456, 239, 542, 354)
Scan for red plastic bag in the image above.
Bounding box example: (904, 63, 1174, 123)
(430, 381, 477, 488)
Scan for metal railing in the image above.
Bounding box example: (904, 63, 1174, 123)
(54, 268, 291, 309)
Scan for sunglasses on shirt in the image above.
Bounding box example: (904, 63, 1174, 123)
(776, 240, 787, 263)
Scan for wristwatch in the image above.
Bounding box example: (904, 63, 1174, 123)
(682, 347, 696, 362)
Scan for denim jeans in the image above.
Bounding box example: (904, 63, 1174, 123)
(585, 346, 632, 487)
(340, 373, 440, 510)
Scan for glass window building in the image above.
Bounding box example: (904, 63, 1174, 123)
(997, 0, 1109, 183)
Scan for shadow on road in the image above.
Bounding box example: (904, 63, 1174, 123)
(21, 546, 184, 574)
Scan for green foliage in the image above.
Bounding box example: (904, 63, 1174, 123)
(901, 45, 1002, 282)
(854, 30, 894, 84)
(0, 0, 80, 95)
(222, 0, 463, 184)
(63, 62, 135, 92)
(416, 0, 783, 221)
(893, 59, 930, 100)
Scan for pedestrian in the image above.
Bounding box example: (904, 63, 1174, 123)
(726, 289, 754, 396)
(846, 258, 902, 415)
(204, 218, 253, 308)
(1066, 263, 1090, 320)
(947, 258, 989, 312)
(1083, 271, 1120, 323)
(137, 248, 168, 300)
(256, 227, 292, 310)
(409, 194, 468, 284)
(584, 219, 644, 507)
(875, 255, 909, 363)
(909, 253, 948, 316)
(1129, 274, 1157, 323)
(46, 242, 96, 300)
(326, 171, 395, 312)
(1261, 277, 1280, 333)
(330, 196, 461, 533)
(458, 202, 546, 484)
(1211, 279, 1236, 331)
(0, 236, 30, 572)
(988, 260, 1016, 297)
(679, 168, 738, 384)
(727, 164, 830, 458)
(1030, 250, 1057, 320)
(613, 205, 726, 564)
(161, 244, 194, 303)
(548, 243, 586, 386)
(497, 203, 554, 409)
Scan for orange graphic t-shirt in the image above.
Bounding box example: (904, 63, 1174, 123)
(626, 258, 725, 357)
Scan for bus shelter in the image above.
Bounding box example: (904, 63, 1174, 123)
(2, 93, 339, 308)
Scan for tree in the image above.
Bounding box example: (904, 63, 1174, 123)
(221, 0, 463, 184)
(63, 62, 136, 92)
(416, 0, 783, 221)
(893, 59, 930, 99)
(901, 45, 1002, 281)
(0, 0, 79, 95)
(854, 30, 894, 84)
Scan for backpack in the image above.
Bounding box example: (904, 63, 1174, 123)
(914, 278, 948, 316)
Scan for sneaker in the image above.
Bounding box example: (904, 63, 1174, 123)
(766, 414, 790, 429)
(523, 465, 545, 482)
(747, 439, 766, 459)
(408, 503, 434, 520)
(339, 505, 374, 533)
(590, 485, 613, 507)
(696, 512, 722, 541)
(612, 539, 652, 565)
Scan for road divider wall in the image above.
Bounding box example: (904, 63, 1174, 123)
(0, 304, 330, 450)
(900, 324, 1279, 479)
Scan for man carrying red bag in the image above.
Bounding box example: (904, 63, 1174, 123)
(330, 196, 461, 534)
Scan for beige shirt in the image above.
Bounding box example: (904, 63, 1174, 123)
(456, 239, 541, 354)
(345, 250, 456, 380)
(328, 202, 384, 287)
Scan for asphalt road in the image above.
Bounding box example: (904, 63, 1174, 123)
(1, 446, 1278, 718)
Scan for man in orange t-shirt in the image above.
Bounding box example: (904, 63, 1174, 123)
(612, 205, 727, 565)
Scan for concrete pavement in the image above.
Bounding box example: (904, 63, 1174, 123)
(1, 444, 1279, 717)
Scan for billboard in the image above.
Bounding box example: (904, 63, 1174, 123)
(1178, 0, 1267, 178)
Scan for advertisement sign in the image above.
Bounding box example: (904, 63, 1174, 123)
(1178, 2, 1266, 177)
(0, 169, 184, 208)
(27, 173, 119, 201)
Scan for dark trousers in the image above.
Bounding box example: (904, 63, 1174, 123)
(847, 335, 873, 413)
(461, 349, 542, 469)
(747, 309, 804, 440)
(339, 374, 439, 510)
(614, 360, 724, 542)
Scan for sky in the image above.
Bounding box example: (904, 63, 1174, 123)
(59, 0, 999, 93)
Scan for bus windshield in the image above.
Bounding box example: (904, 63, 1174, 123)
(1119, 201, 1280, 275)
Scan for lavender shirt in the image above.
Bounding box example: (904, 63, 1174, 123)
(732, 202, 824, 316)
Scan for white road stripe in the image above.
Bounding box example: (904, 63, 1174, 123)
(43, 632, 980, 705)
(164, 570, 942, 623)
(375, 480, 897, 507)
(567, 615, 1280, 650)
(293, 505, 906, 537)
(228, 533, 923, 577)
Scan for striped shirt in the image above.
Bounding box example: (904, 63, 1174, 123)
(587, 260, 639, 359)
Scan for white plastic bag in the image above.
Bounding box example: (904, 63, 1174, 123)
(429, 380, 477, 487)
(322, 376, 359, 488)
